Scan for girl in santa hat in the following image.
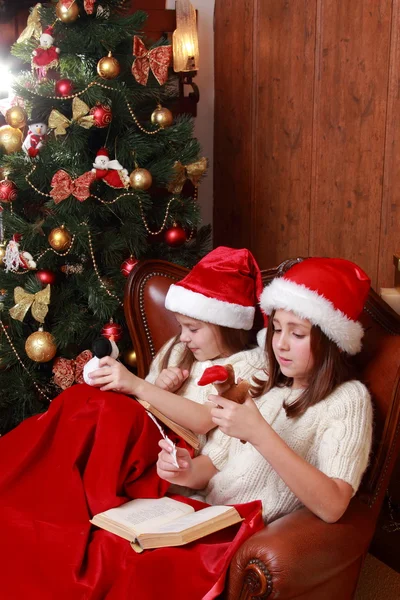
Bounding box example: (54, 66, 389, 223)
(0, 246, 267, 600)
(158, 257, 373, 526)
(88, 246, 266, 439)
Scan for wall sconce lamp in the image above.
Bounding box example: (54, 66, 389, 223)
(173, 0, 200, 112)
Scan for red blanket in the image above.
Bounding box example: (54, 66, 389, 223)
(0, 385, 264, 599)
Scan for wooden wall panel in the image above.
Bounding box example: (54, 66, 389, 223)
(214, 0, 400, 290)
(214, 0, 255, 250)
(253, 0, 316, 267)
(379, 0, 400, 290)
(309, 0, 392, 288)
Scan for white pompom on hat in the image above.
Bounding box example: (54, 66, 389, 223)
(259, 257, 371, 355)
(165, 246, 263, 330)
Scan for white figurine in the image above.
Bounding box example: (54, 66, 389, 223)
(83, 337, 119, 385)
(23, 121, 48, 158)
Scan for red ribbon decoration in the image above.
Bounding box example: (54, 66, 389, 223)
(131, 36, 172, 86)
(50, 170, 95, 203)
(52, 350, 93, 390)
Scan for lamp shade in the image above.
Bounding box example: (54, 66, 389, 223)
(173, 0, 199, 72)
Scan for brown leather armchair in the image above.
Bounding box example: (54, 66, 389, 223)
(124, 258, 400, 600)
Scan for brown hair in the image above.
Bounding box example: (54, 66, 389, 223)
(161, 325, 255, 376)
(253, 309, 356, 417)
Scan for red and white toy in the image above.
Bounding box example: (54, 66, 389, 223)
(92, 147, 129, 189)
(32, 26, 60, 79)
(4, 234, 36, 273)
(23, 121, 48, 158)
(198, 364, 250, 404)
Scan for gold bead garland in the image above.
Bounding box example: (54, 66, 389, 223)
(86, 227, 123, 306)
(138, 197, 173, 235)
(0, 318, 51, 402)
(27, 81, 162, 135)
(26, 166, 176, 235)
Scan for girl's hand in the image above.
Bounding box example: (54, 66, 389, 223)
(156, 439, 192, 482)
(209, 394, 267, 445)
(155, 367, 189, 392)
(88, 356, 139, 394)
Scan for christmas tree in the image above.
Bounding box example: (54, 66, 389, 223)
(0, 0, 210, 435)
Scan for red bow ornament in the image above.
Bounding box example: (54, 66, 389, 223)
(131, 36, 172, 86)
(50, 169, 95, 203)
(53, 350, 93, 390)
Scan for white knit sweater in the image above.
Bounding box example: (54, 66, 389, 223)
(201, 380, 373, 523)
(145, 339, 266, 454)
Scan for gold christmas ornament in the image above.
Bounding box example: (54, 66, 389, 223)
(48, 225, 72, 252)
(25, 328, 57, 363)
(129, 167, 152, 191)
(151, 105, 173, 128)
(9, 284, 51, 324)
(5, 106, 27, 129)
(0, 241, 6, 268)
(167, 157, 208, 194)
(56, 0, 80, 23)
(123, 348, 137, 368)
(48, 97, 94, 136)
(97, 51, 121, 80)
(0, 125, 23, 155)
(17, 3, 42, 43)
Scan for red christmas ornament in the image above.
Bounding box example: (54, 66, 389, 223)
(0, 179, 17, 203)
(55, 78, 74, 97)
(101, 319, 123, 342)
(164, 223, 187, 247)
(89, 103, 112, 128)
(121, 256, 138, 277)
(36, 269, 57, 286)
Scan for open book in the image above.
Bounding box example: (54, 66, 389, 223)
(136, 399, 200, 450)
(90, 497, 242, 551)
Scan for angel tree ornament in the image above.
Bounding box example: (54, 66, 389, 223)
(92, 147, 129, 189)
(131, 36, 172, 86)
(4, 234, 37, 273)
(22, 121, 48, 158)
(31, 26, 60, 80)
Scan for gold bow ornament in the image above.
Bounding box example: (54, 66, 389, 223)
(9, 284, 51, 324)
(17, 3, 42, 43)
(167, 157, 208, 194)
(48, 97, 95, 136)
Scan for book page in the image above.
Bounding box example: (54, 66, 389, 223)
(136, 399, 200, 450)
(143, 505, 236, 534)
(98, 497, 194, 535)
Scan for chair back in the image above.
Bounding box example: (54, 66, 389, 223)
(124, 258, 400, 516)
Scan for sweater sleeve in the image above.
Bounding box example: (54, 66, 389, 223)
(144, 338, 182, 384)
(316, 381, 373, 494)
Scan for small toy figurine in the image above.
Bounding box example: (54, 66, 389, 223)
(92, 147, 129, 189)
(197, 364, 250, 404)
(4, 234, 36, 273)
(31, 26, 60, 79)
(22, 120, 48, 158)
(83, 336, 119, 385)
(198, 364, 250, 444)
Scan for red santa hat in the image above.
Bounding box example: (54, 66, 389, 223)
(165, 246, 263, 330)
(96, 147, 109, 158)
(259, 257, 371, 355)
(42, 26, 54, 37)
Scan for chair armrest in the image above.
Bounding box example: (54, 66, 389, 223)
(226, 499, 375, 599)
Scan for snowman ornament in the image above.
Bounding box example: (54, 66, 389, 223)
(23, 121, 48, 158)
(92, 147, 129, 189)
(32, 26, 60, 79)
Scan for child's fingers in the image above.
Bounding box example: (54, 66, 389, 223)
(98, 356, 116, 367)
